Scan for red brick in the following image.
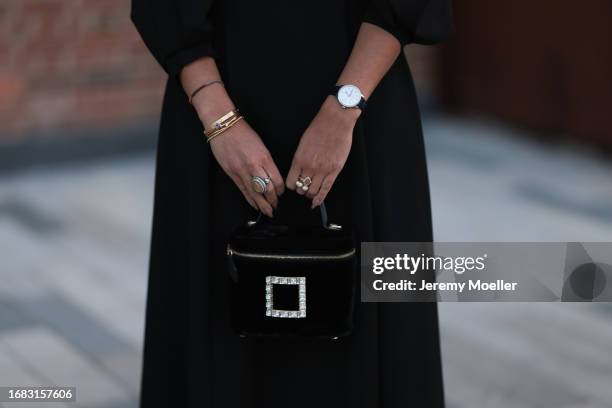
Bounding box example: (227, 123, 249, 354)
(0, 72, 25, 108)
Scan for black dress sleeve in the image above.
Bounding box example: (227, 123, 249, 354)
(130, 0, 216, 77)
(362, 0, 454, 46)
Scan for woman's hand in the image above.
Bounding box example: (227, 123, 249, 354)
(183, 64, 283, 218)
(209, 119, 284, 217)
(286, 96, 360, 208)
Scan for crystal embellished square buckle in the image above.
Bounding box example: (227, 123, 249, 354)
(265, 276, 306, 318)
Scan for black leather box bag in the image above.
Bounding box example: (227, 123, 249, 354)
(227, 199, 356, 339)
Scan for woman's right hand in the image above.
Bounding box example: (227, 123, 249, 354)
(179, 57, 282, 216)
(208, 119, 284, 217)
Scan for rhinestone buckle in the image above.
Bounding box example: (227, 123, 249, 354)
(265, 276, 306, 318)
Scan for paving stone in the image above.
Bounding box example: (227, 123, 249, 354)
(440, 303, 612, 408)
(0, 219, 55, 300)
(85, 399, 139, 408)
(99, 351, 142, 396)
(17, 294, 134, 357)
(0, 341, 45, 386)
(2, 327, 131, 407)
(0, 340, 71, 408)
(40, 258, 145, 348)
(0, 197, 64, 235)
(0, 299, 37, 332)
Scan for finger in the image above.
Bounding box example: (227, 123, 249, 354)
(230, 172, 258, 210)
(253, 192, 274, 218)
(247, 161, 278, 209)
(255, 166, 278, 209)
(286, 161, 302, 191)
(263, 158, 285, 196)
(239, 171, 274, 217)
(264, 181, 278, 209)
(311, 172, 337, 208)
(305, 173, 323, 199)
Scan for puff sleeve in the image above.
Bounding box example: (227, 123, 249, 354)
(130, 0, 216, 77)
(362, 0, 454, 46)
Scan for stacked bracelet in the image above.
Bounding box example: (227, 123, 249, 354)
(204, 109, 244, 143)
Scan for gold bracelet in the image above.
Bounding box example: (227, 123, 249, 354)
(206, 115, 244, 144)
(204, 109, 240, 138)
(205, 114, 242, 139)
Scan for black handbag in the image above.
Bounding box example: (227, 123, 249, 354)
(227, 197, 356, 339)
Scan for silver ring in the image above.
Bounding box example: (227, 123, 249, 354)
(251, 176, 270, 194)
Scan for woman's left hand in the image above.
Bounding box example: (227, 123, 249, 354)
(286, 95, 361, 208)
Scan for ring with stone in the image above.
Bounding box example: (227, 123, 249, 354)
(296, 176, 312, 191)
(251, 176, 271, 194)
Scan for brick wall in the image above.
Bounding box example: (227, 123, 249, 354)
(0, 0, 440, 147)
(0, 0, 165, 142)
(441, 0, 612, 150)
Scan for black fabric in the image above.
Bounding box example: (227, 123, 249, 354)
(131, 0, 453, 407)
(362, 0, 454, 45)
(130, 0, 217, 76)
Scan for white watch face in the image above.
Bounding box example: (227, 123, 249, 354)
(337, 85, 362, 108)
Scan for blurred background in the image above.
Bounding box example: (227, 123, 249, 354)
(1, 1, 612, 407)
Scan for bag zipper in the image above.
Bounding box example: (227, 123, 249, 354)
(227, 245, 355, 261)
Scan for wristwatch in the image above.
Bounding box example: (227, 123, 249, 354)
(333, 84, 367, 111)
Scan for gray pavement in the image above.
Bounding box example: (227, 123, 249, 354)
(1, 115, 611, 408)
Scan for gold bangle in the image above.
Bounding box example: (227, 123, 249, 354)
(206, 115, 244, 144)
(204, 109, 240, 138)
(206, 114, 242, 139)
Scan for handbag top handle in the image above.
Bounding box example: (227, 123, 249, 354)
(248, 201, 342, 230)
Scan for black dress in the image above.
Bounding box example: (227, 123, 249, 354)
(130, 0, 453, 407)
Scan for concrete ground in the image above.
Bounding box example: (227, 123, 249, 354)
(0, 115, 611, 408)
(427, 117, 612, 408)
